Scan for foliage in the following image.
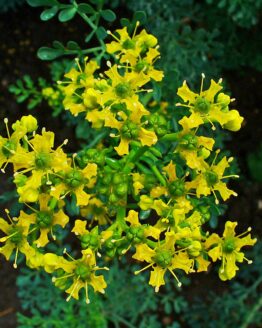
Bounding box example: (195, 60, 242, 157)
(126, 0, 262, 99)
(0, 0, 25, 13)
(0, 0, 257, 311)
(16, 243, 262, 327)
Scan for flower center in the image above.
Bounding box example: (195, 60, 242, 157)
(122, 39, 135, 50)
(180, 134, 198, 150)
(194, 97, 210, 114)
(8, 226, 23, 245)
(127, 226, 145, 244)
(2, 140, 17, 158)
(115, 82, 132, 99)
(223, 238, 236, 253)
(134, 60, 149, 73)
(121, 121, 140, 139)
(75, 263, 91, 281)
(205, 170, 219, 187)
(35, 152, 52, 170)
(168, 180, 185, 197)
(36, 211, 53, 228)
(153, 249, 173, 268)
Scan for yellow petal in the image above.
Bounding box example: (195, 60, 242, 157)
(53, 210, 69, 228)
(177, 81, 197, 103)
(90, 274, 107, 293)
(125, 210, 140, 226)
(133, 243, 155, 263)
(149, 266, 166, 291)
(139, 128, 157, 147)
(115, 138, 130, 156)
(72, 219, 87, 236)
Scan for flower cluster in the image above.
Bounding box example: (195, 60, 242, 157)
(0, 25, 256, 303)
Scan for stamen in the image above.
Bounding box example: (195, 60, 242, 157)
(66, 277, 80, 302)
(63, 248, 75, 261)
(24, 203, 37, 213)
(85, 282, 90, 304)
(52, 273, 74, 282)
(132, 20, 140, 38)
(200, 73, 205, 94)
(5, 209, 14, 224)
(168, 269, 182, 287)
(134, 262, 154, 275)
(75, 58, 83, 73)
(4, 118, 11, 139)
(13, 247, 19, 269)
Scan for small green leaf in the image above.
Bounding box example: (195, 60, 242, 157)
(120, 18, 130, 27)
(52, 40, 64, 50)
(66, 41, 80, 50)
(58, 7, 77, 22)
(40, 6, 58, 21)
(133, 10, 147, 24)
(101, 9, 116, 22)
(37, 47, 64, 60)
(27, 0, 58, 7)
(96, 26, 108, 40)
(77, 3, 95, 14)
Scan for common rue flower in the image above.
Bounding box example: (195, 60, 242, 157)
(0, 210, 34, 268)
(177, 75, 244, 131)
(133, 231, 193, 292)
(206, 221, 257, 280)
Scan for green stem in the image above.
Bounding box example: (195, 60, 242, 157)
(240, 296, 262, 328)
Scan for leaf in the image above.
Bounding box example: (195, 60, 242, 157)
(96, 26, 108, 40)
(77, 3, 95, 14)
(58, 7, 77, 22)
(40, 6, 58, 21)
(101, 9, 116, 22)
(120, 18, 130, 27)
(52, 40, 64, 50)
(133, 10, 147, 24)
(66, 41, 80, 50)
(37, 47, 64, 60)
(27, 0, 58, 7)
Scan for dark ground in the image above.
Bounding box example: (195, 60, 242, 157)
(0, 4, 261, 328)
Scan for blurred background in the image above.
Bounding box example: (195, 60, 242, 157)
(0, 0, 261, 327)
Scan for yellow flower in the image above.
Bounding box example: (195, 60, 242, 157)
(133, 231, 194, 292)
(0, 118, 28, 172)
(100, 64, 150, 109)
(186, 153, 238, 203)
(80, 197, 109, 225)
(177, 76, 244, 131)
(19, 194, 69, 247)
(175, 125, 215, 170)
(206, 221, 257, 280)
(50, 249, 108, 303)
(15, 130, 68, 202)
(51, 162, 97, 206)
(0, 211, 34, 268)
(105, 103, 157, 156)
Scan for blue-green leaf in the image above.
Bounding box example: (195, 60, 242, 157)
(27, 0, 58, 7)
(37, 47, 64, 60)
(40, 6, 58, 21)
(77, 3, 95, 14)
(101, 9, 116, 22)
(96, 26, 108, 40)
(58, 7, 77, 22)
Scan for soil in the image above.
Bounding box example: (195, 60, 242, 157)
(0, 3, 261, 328)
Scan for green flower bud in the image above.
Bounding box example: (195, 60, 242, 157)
(180, 134, 198, 150)
(115, 183, 128, 196)
(14, 174, 27, 187)
(65, 170, 84, 189)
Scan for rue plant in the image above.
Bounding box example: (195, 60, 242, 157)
(0, 0, 257, 304)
